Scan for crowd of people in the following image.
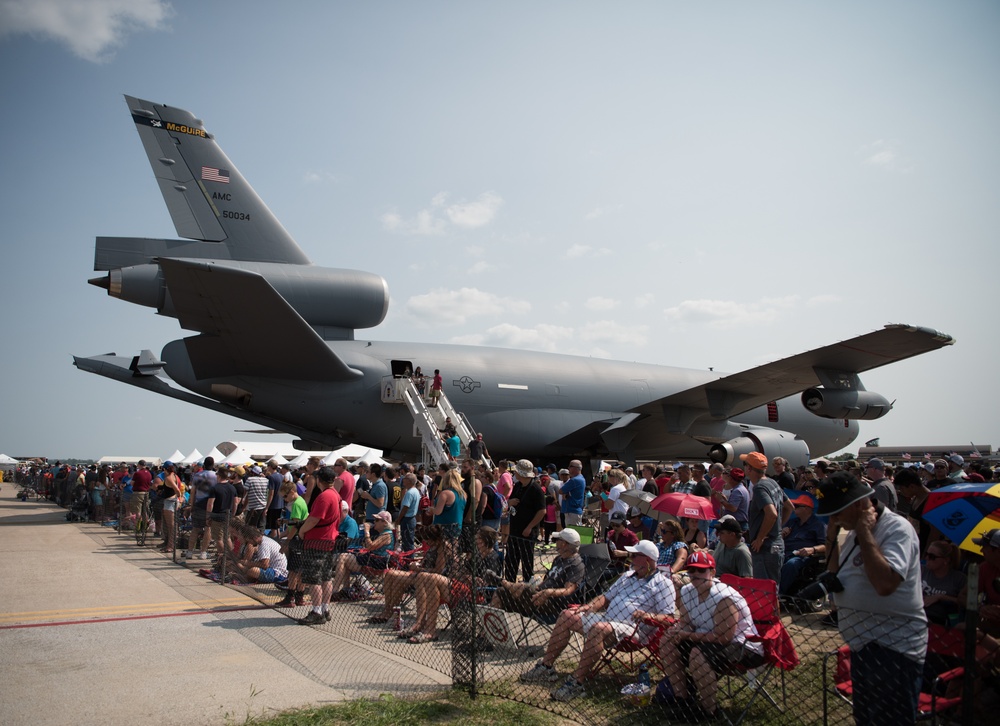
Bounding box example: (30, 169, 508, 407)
(16, 449, 1000, 724)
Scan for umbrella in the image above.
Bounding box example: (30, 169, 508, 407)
(619, 489, 657, 516)
(650, 492, 715, 521)
(922, 481, 1000, 553)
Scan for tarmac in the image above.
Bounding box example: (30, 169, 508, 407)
(0, 485, 449, 726)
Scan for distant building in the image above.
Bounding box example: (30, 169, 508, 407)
(856, 444, 995, 468)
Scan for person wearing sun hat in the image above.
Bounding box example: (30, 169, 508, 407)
(816, 471, 926, 726)
(658, 549, 764, 721)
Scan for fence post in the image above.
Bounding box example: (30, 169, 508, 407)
(451, 527, 481, 695)
(963, 562, 979, 726)
(219, 513, 229, 585)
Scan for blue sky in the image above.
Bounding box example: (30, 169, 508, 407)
(0, 1, 997, 460)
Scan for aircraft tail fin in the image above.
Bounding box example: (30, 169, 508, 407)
(124, 95, 310, 265)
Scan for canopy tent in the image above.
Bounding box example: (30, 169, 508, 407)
(353, 447, 390, 468)
(204, 447, 224, 464)
(0, 454, 19, 471)
(321, 443, 374, 465)
(220, 448, 252, 466)
(162, 450, 185, 465)
(179, 449, 203, 466)
(268, 454, 289, 466)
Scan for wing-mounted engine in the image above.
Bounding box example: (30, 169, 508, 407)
(800, 388, 891, 420)
(798, 367, 892, 421)
(708, 426, 810, 469)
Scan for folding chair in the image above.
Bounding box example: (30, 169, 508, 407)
(511, 542, 611, 650)
(590, 615, 672, 679)
(821, 624, 971, 726)
(716, 574, 799, 725)
(566, 524, 596, 545)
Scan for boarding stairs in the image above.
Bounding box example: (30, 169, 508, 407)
(380, 376, 487, 470)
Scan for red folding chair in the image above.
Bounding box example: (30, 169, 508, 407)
(716, 575, 800, 725)
(822, 624, 973, 726)
(590, 615, 673, 680)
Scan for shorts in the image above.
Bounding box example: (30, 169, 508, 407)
(286, 537, 305, 572)
(430, 388, 442, 399)
(678, 639, 765, 672)
(563, 512, 582, 527)
(192, 508, 208, 528)
(162, 498, 177, 513)
(301, 540, 337, 585)
(579, 612, 634, 643)
(257, 567, 279, 583)
(129, 490, 149, 516)
(209, 517, 228, 540)
(355, 552, 389, 570)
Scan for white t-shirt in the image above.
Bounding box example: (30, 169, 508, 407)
(608, 483, 629, 517)
(834, 508, 927, 661)
(680, 580, 763, 655)
(254, 536, 288, 578)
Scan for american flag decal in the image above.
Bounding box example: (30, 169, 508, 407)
(201, 166, 230, 184)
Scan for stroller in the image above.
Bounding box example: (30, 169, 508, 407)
(66, 485, 90, 522)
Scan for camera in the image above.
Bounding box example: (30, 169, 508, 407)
(797, 571, 844, 601)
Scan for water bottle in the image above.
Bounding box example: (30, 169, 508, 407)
(638, 663, 651, 691)
(392, 606, 402, 631)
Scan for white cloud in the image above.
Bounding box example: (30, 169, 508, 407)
(404, 287, 529, 326)
(634, 293, 655, 309)
(303, 170, 340, 184)
(861, 139, 913, 173)
(663, 296, 800, 330)
(450, 322, 574, 352)
(578, 320, 648, 346)
(0, 0, 171, 63)
(446, 192, 504, 228)
(585, 296, 619, 311)
(564, 244, 612, 259)
(584, 203, 624, 221)
(382, 191, 503, 236)
(466, 260, 493, 274)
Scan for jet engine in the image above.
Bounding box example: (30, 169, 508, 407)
(93, 260, 389, 332)
(800, 388, 891, 420)
(708, 428, 810, 469)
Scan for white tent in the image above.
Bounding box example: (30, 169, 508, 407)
(163, 449, 185, 465)
(353, 447, 390, 468)
(221, 447, 252, 465)
(204, 447, 224, 464)
(179, 448, 203, 466)
(287, 452, 311, 468)
(322, 443, 378, 465)
(268, 454, 289, 466)
(0, 454, 19, 471)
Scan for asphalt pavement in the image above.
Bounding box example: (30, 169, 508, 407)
(0, 484, 448, 726)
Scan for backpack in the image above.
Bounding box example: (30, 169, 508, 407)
(483, 484, 507, 520)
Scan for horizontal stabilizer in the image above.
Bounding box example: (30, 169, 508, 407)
(158, 258, 362, 381)
(630, 324, 954, 424)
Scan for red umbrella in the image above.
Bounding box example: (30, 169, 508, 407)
(650, 492, 715, 521)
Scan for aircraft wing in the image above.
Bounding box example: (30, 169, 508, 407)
(159, 258, 362, 381)
(629, 324, 954, 428)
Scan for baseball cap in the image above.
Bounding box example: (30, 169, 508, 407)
(866, 458, 885, 471)
(686, 551, 717, 570)
(372, 510, 392, 524)
(740, 452, 768, 470)
(609, 511, 627, 525)
(715, 518, 743, 534)
(726, 467, 746, 482)
(552, 528, 581, 546)
(947, 454, 965, 466)
(973, 529, 1000, 549)
(624, 540, 659, 560)
(251, 465, 262, 475)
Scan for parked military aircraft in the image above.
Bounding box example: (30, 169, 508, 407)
(75, 96, 955, 468)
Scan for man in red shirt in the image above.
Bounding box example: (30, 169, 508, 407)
(295, 466, 343, 625)
(130, 460, 153, 521)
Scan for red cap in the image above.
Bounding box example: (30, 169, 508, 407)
(686, 551, 716, 570)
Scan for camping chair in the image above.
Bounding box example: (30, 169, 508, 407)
(567, 524, 596, 545)
(716, 574, 800, 726)
(590, 614, 672, 679)
(510, 542, 612, 651)
(821, 624, 974, 726)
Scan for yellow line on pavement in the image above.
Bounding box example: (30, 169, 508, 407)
(0, 598, 257, 622)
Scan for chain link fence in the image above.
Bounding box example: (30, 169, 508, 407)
(48, 492, 990, 725)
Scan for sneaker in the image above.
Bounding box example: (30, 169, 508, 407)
(323, 609, 331, 622)
(199, 551, 209, 560)
(294, 593, 305, 606)
(297, 611, 325, 625)
(820, 611, 839, 627)
(551, 677, 586, 702)
(520, 661, 559, 683)
(274, 595, 295, 608)
(182, 550, 193, 559)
